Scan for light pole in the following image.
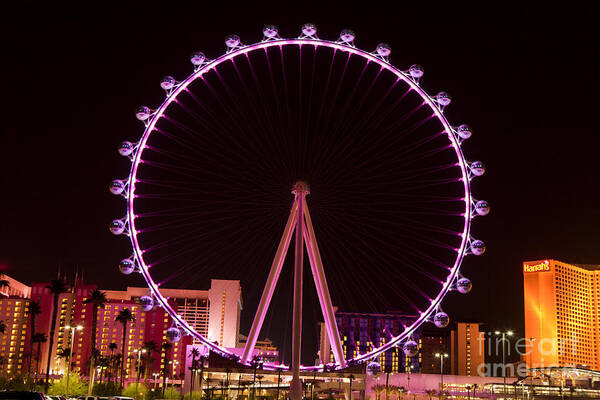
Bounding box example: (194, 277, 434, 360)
(153, 372, 160, 390)
(65, 325, 83, 399)
(134, 348, 147, 396)
(494, 330, 513, 395)
(406, 363, 414, 394)
(434, 353, 448, 392)
(169, 360, 179, 392)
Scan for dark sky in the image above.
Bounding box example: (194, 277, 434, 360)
(2, 2, 599, 363)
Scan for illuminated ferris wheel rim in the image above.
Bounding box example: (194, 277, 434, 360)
(112, 25, 487, 371)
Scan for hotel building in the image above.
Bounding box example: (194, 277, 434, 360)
(0, 297, 30, 375)
(102, 279, 242, 378)
(319, 312, 484, 376)
(523, 259, 600, 369)
(96, 298, 148, 378)
(0, 274, 31, 299)
(21, 277, 242, 379)
(236, 335, 279, 362)
(319, 311, 420, 373)
(419, 329, 450, 374)
(450, 322, 485, 376)
(30, 279, 97, 375)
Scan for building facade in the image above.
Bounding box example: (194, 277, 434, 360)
(235, 335, 279, 362)
(523, 259, 600, 369)
(100, 279, 242, 379)
(0, 297, 30, 375)
(419, 328, 450, 374)
(30, 279, 97, 376)
(14, 276, 243, 380)
(319, 311, 422, 373)
(0, 274, 31, 299)
(450, 322, 485, 376)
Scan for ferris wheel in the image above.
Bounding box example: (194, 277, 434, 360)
(109, 24, 488, 378)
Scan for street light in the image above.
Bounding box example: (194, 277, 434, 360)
(406, 364, 414, 394)
(153, 372, 160, 390)
(434, 353, 449, 391)
(168, 360, 179, 392)
(134, 348, 147, 395)
(65, 325, 83, 399)
(494, 330, 514, 395)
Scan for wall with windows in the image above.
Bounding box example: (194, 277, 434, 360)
(0, 298, 30, 375)
(524, 259, 600, 369)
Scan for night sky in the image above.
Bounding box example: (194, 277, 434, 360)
(2, 2, 599, 363)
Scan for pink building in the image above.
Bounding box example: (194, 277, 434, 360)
(30, 279, 97, 376)
(0, 273, 241, 382)
(96, 299, 146, 379)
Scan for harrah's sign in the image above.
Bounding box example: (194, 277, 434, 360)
(524, 261, 550, 273)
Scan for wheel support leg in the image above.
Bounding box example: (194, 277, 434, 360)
(289, 190, 306, 400)
(241, 202, 298, 364)
(303, 206, 347, 369)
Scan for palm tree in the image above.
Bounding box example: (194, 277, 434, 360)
(32, 333, 47, 380)
(142, 340, 158, 381)
(0, 275, 10, 291)
(84, 289, 108, 392)
(44, 278, 68, 391)
(197, 354, 207, 397)
(161, 341, 173, 397)
(27, 299, 42, 380)
(188, 347, 200, 396)
(398, 386, 406, 400)
(56, 347, 71, 372)
(372, 384, 386, 400)
(388, 385, 399, 400)
(108, 342, 118, 383)
(97, 356, 110, 383)
(113, 353, 123, 385)
(115, 308, 135, 387)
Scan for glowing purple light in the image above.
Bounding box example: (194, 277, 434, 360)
(125, 37, 474, 369)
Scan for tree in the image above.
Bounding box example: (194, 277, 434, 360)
(95, 355, 109, 383)
(388, 385, 399, 400)
(160, 341, 173, 397)
(113, 354, 123, 386)
(108, 342, 118, 383)
(188, 347, 200, 397)
(0, 320, 6, 335)
(425, 389, 437, 400)
(437, 390, 450, 400)
(197, 354, 207, 398)
(84, 289, 108, 393)
(56, 347, 71, 368)
(122, 381, 148, 399)
(142, 340, 158, 381)
(31, 333, 47, 380)
(372, 385, 386, 400)
(45, 278, 69, 392)
(0, 276, 10, 291)
(398, 386, 406, 400)
(115, 308, 135, 387)
(160, 386, 181, 400)
(27, 300, 42, 381)
(48, 372, 87, 397)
